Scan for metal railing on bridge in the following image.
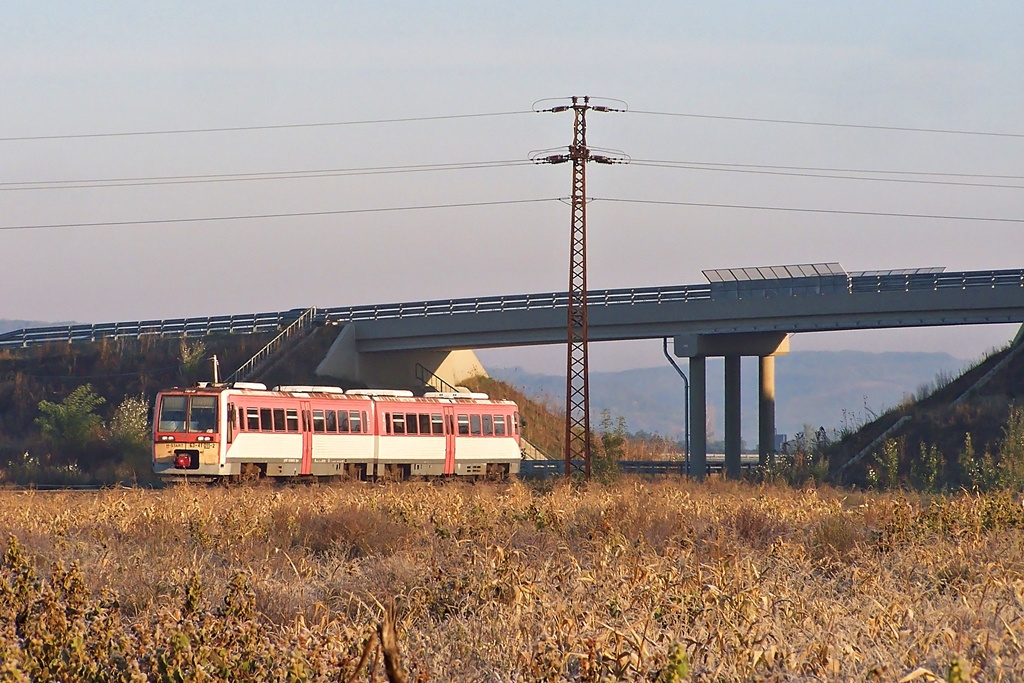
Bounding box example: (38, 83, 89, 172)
(0, 310, 307, 348)
(2, 268, 1021, 349)
(849, 269, 1024, 294)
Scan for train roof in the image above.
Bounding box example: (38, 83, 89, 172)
(158, 384, 516, 405)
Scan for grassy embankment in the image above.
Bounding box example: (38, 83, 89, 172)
(1, 480, 1022, 681)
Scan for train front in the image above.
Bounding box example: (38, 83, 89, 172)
(152, 388, 226, 478)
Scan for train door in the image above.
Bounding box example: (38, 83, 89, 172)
(300, 400, 312, 475)
(443, 405, 456, 475)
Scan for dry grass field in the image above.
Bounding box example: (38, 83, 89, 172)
(1, 479, 1023, 681)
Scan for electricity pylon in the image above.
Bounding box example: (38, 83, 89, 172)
(532, 96, 627, 479)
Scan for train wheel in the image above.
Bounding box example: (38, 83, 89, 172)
(485, 463, 509, 481)
(382, 464, 410, 481)
(240, 463, 262, 483)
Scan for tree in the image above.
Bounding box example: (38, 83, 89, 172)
(35, 384, 105, 456)
(108, 395, 150, 450)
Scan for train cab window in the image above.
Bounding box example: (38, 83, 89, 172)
(326, 410, 337, 432)
(494, 415, 506, 436)
(470, 414, 482, 436)
(259, 408, 272, 432)
(482, 415, 493, 436)
(286, 409, 299, 432)
(457, 415, 470, 435)
(272, 409, 286, 432)
(431, 414, 444, 435)
(419, 414, 432, 434)
(246, 408, 260, 431)
(189, 396, 218, 433)
(352, 411, 364, 434)
(339, 410, 350, 433)
(392, 413, 405, 434)
(312, 410, 326, 433)
(514, 412, 520, 434)
(158, 396, 187, 432)
(405, 413, 418, 435)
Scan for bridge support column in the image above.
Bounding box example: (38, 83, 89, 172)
(724, 355, 742, 479)
(676, 332, 789, 480)
(689, 356, 707, 480)
(759, 355, 776, 467)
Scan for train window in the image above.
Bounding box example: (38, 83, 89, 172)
(286, 409, 299, 432)
(158, 396, 187, 432)
(470, 414, 482, 436)
(272, 409, 285, 432)
(514, 412, 520, 434)
(405, 413, 418, 435)
(392, 413, 405, 434)
(246, 408, 260, 431)
(384, 413, 392, 434)
(238, 407, 245, 430)
(312, 410, 325, 433)
(482, 415, 493, 436)
(419, 414, 432, 434)
(431, 414, 443, 435)
(259, 408, 272, 432)
(457, 414, 469, 435)
(339, 410, 349, 433)
(352, 411, 364, 434)
(190, 397, 218, 433)
(494, 415, 506, 436)
(326, 410, 337, 432)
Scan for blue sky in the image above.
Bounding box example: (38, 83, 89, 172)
(1, 2, 1022, 372)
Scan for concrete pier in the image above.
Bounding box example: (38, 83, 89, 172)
(675, 332, 789, 480)
(759, 355, 776, 466)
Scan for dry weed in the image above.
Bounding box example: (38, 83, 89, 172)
(0, 480, 1021, 680)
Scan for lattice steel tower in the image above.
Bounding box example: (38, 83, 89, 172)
(533, 96, 626, 478)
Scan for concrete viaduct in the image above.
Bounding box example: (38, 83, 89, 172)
(315, 263, 1024, 478)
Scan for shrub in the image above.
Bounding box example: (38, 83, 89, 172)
(33, 384, 105, 460)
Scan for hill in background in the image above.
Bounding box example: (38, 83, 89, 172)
(489, 350, 967, 441)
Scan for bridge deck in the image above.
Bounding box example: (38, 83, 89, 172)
(2, 268, 1022, 349)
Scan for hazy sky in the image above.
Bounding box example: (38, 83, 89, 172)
(1, 2, 1022, 373)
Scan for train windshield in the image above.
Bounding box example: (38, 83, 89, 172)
(157, 394, 218, 433)
(189, 396, 218, 433)
(158, 396, 187, 432)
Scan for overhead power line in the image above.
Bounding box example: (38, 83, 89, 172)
(0, 159, 534, 192)
(0, 110, 535, 143)
(629, 109, 1024, 139)
(0, 198, 563, 233)
(633, 159, 1024, 181)
(629, 159, 1024, 190)
(4, 157, 1020, 193)
(592, 197, 1024, 223)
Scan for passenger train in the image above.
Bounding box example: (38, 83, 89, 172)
(152, 383, 522, 480)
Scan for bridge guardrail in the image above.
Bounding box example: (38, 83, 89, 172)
(2, 269, 1021, 349)
(849, 269, 1024, 294)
